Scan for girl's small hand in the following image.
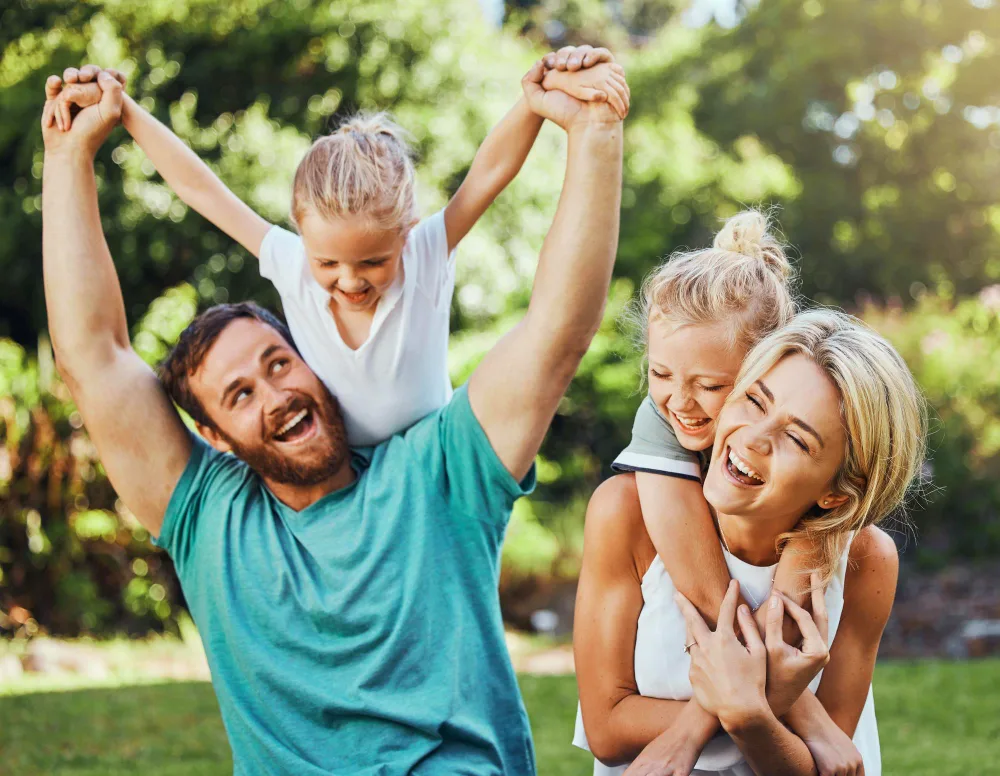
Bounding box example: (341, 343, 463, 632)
(675, 580, 770, 731)
(764, 572, 831, 717)
(542, 44, 614, 71)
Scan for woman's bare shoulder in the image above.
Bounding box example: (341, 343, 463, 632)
(843, 525, 900, 633)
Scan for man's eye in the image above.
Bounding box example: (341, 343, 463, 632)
(271, 360, 287, 374)
(234, 388, 251, 404)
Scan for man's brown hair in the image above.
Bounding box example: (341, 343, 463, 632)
(158, 302, 296, 429)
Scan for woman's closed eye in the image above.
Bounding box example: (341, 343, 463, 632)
(787, 432, 809, 452)
(650, 369, 670, 380)
(702, 383, 728, 393)
(746, 392, 764, 411)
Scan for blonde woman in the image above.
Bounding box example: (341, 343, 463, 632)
(574, 309, 925, 775)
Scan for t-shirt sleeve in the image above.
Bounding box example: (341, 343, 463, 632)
(258, 224, 308, 299)
(152, 432, 239, 573)
(612, 395, 702, 481)
(408, 209, 457, 307)
(437, 383, 535, 526)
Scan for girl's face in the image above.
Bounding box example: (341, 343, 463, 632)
(298, 211, 407, 312)
(703, 353, 849, 528)
(646, 316, 745, 452)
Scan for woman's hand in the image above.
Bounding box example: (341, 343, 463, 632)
(764, 572, 831, 717)
(675, 580, 770, 732)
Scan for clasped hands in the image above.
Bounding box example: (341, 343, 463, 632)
(623, 574, 833, 776)
(42, 44, 630, 150)
(680, 574, 832, 730)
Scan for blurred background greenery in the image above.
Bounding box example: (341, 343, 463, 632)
(2, 0, 1000, 645)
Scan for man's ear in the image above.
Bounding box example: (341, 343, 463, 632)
(197, 422, 232, 454)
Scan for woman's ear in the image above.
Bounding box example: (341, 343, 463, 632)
(816, 492, 849, 511)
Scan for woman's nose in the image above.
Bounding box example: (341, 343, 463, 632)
(744, 424, 772, 456)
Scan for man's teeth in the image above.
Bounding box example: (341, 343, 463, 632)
(276, 409, 308, 437)
(728, 449, 764, 483)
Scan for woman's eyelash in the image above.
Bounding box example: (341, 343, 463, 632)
(746, 393, 763, 409)
(787, 433, 808, 452)
(703, 385, 726, 392)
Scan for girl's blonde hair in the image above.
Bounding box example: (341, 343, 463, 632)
(291, 111, 417, 232)
(729, 309, 927, 584)
(623, 209, 798, 355)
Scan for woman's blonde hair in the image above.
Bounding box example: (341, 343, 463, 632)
(291, 111, 417, 232)
(623, 209, 798, 356)
(730, 309, 927, 584)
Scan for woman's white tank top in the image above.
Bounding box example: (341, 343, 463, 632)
(573, 535, 881, 775)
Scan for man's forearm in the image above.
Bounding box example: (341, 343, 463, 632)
(42, 149, 131, 375)
(527, 112, 622, 350)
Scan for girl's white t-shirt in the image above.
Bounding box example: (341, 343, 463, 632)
(258, 210, 456, 447)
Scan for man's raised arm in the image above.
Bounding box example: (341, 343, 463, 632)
(41, 72, 191, 535)
(468, 60, 626, 480)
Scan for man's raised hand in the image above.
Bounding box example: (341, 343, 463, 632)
(42, 68, 124, 159)
(540, 45, 630, 120)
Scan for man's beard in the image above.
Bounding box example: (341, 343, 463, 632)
(222, 388, 349, 487)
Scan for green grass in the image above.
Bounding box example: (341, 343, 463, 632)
(0, 660, 997, 775)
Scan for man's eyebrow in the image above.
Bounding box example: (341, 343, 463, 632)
(755, 380, 774, 402)
(260, 344, 283, 362)
(220, 378, 243, 407)
(218, 344, 286, 406)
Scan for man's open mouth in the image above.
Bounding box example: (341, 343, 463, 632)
(724, 446, 765, 487)
(273, 408, 316, 444)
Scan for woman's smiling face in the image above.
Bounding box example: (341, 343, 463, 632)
(646, 316, 745, 452)
(703, 352, 849, 526)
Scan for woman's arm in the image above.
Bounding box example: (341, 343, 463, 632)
(575, 474, 718, 766)
(809, 525, 899, 734)
(718, 525, 899, 776)
(121, 94, 271, 257)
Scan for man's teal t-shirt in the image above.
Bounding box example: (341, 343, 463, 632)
(154, 385, 536, 775)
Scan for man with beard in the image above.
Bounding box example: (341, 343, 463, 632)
(41, 60, 623, 775)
